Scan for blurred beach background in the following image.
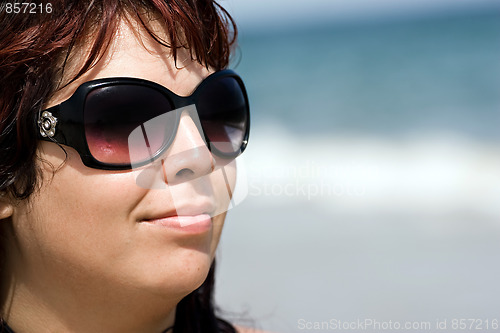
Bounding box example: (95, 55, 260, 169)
(214, 0, 500, 332)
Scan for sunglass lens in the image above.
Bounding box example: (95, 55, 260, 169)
(84, 85, 174, 165)
(197, 76, 248, 156)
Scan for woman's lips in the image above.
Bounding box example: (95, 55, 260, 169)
(140, 214, 212, 233)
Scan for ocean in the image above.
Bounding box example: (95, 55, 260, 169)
(215, 9, 500, 332)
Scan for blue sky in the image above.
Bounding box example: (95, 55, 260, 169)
(223, 0, 500, 30)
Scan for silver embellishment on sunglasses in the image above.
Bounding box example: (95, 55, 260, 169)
(38, 111, 58, 138)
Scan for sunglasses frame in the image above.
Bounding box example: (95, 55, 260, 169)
(38, 69, 250, 170)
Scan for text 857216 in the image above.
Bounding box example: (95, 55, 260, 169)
(3, 3, 53, 14)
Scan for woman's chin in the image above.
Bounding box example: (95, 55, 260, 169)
(132, 250, 214, 299)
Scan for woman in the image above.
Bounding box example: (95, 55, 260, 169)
(0, 1, 253, 332)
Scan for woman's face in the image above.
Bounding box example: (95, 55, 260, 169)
(4, 18, 235, 327)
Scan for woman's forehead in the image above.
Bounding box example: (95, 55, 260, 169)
(47, 17, 211, 109)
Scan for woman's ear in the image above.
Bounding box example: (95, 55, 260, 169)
(0, 193, 14, 220)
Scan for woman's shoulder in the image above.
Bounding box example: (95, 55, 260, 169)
(235, 325, 272, 333)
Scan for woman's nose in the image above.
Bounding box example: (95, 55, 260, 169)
(159, 108, 214, 184)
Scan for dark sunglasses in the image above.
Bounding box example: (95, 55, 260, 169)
(38, 70, 250, 170)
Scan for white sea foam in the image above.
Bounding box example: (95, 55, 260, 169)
(240, 123, 500, 220)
